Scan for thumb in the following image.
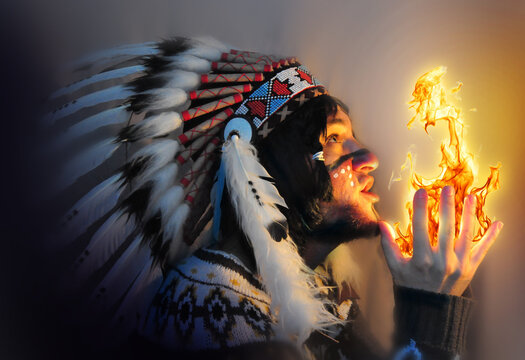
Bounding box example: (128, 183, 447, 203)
(378, 221, 403, 265)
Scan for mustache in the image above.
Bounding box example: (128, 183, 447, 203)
(326, 148, 371, 172)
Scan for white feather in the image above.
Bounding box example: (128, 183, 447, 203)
(148, 185, 184, 225)
(57, 138, 121, 190)
(50, 65, 145, 100)
(144, 163, 178, 211)
(193, 37, 229, 52)
(70, 42, 158, 70)
(165, 54, 211, 73)
(183, 44, 223, 62)
(249, 175, 288, 209)
(110, 259, 163, 334)
(54, 106, 130, 150)
(210, 177, 218, 205)
(166, 203, 190, 263)
(43, 85, 133, 126)
(129, 139, 179, 186)
(161, 69, 201, 91)
(90, 234, 150, 310)
(224, 136, 287, 226)
(59, 173, 125, 243)
(142, 88, 187, 112)
(131, 112, 182, 139)
(222, 136, 340, 344)
(187, 220, 214, 255)
(74, 210, 136, 281)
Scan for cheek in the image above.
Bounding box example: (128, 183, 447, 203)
(329, 166, 357, 200)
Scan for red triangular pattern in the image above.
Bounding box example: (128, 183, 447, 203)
(246, 100, 267, 118)
(297, 68, 312, 84)
(271, 78, 292, 96)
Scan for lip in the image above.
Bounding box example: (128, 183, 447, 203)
(361, 190, 380, 203)
(360, 176, 374, 192)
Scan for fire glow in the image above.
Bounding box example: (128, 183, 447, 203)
(393, 66, 501, 256)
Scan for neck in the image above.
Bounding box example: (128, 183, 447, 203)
(214, 230, 257, 274)
(215, 231, 338, 271)
(300, 236, 341, 269)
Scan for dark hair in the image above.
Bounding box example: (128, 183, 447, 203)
(256, 94, 348, 248)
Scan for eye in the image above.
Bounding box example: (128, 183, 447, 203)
(325, 134, 339, 144)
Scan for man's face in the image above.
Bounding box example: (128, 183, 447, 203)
(317, 107, 380, 239)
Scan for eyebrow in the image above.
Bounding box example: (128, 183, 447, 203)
(327, 117, 346, 125)
(325, 118, 356, 138)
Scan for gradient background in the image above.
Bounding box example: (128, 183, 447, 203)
(1, 0, 524, 359)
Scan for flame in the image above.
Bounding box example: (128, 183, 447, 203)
(394, 66, 501, 256)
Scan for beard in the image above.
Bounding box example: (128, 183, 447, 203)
(309, 202, 380, 244)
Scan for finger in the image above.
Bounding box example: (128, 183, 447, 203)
(437, 186, 455, 257)
(455, 194, 476, 260)
(379, 221, 404, 269)
(412, 188, 432, 260)
(471, 221, 503, 269)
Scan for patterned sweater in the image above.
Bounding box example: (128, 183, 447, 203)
(139, 247, 473, 360)
(142, 248, 278, 351)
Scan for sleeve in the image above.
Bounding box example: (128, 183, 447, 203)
(391, 285, 474, 360)
(306, 285, 474, 360)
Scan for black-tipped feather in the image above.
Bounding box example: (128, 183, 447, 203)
(128, 76, 167, 94)
(117, 123, 152, 143)
(142, 56, 172, 74)
(119, 155, 152, 182)
(157, 38, 191, 56)
(127, 93, 157, 113)
(121, 186, 172, 266)
(186, 207, 214, 244)
(267, 220, 288, 242)
(142, 213, 169, 265)
(120, 186, 152, 220)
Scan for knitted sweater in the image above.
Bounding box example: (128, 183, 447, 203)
(142, 248, 277, 350)
(139, 247, 473, 359)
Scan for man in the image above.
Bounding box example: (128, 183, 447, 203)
(139, 95, 502, 359)
(51, 38, 502, 359)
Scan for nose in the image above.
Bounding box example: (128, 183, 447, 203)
(341, 138, 379, 173)
(351, 148, 378, 173)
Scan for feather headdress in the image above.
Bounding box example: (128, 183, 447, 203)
(48, 36, 339, 344)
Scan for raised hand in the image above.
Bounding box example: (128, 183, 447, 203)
(379, 186, 503, 296)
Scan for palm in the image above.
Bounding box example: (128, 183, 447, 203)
(379, 186, 503, 296)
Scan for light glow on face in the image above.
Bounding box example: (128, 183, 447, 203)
(320, 109, 379, 226)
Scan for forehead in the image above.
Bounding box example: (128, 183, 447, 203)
(326, 107, 352, 130)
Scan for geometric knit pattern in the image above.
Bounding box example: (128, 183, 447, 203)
(142, 248, 276, 351)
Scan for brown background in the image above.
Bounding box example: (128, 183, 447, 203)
(1, 0, 524, 359)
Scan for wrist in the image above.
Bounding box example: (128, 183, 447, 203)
(393, 284, 474, 355)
